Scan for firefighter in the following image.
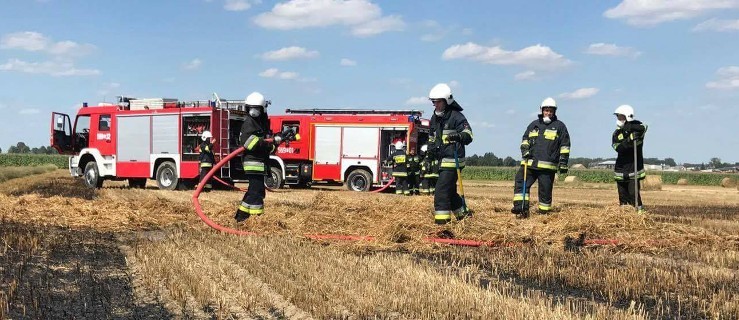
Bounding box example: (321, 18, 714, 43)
(419, 144, 439, 195)
(511, 97, 571, 217)
(388, 140, 408, 195)
(428, 83, 473, 224)
(198, 130, 215, 192)
(407, 147, 421, 195)
(235, 92, 279, 222)
(612, 104, 648, 213)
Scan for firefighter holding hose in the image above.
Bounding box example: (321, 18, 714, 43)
(234, 92, 282, 222)
(198, 130, 215, 192)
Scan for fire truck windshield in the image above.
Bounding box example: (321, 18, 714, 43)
(75, 115, 90, 150)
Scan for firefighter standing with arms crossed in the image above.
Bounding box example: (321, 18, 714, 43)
(198, 130, 215, 192)
(612, 104, 648, 213)
(427, 83, 473, 224)
(235, 92, 280, 222)
(511, 97, 571, 218)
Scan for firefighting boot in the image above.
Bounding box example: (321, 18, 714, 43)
(234, 209, 250, 222)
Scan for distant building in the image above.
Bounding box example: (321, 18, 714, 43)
(592, 160, 616, 169)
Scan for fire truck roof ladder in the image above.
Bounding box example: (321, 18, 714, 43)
(284, 108, 423, 116)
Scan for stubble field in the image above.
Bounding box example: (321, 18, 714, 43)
(0, 170, 737, 319)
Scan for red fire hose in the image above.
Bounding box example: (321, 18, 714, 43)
(192, 148, 624, 247)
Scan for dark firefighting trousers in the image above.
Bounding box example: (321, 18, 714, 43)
(617, 179, 643, 207)
(513, 167, 555, 213)
(199, 166, 213, 190)
(434, 170, 465, 222)
(420, 177, 437, 194)
(238, 174, 265, 216)
(407, 173, 419, 195)
(395, 177, 408, 195)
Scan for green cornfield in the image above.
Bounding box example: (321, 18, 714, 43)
(0, 154, 69, 169)
(463, 166, 738, 186)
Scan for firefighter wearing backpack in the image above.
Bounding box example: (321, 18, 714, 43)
(235, 92, 279, 222)
(419, 144, 438, 195)
(428, 83, 473, 224)
(612, 104, 648, 213)
(511, 97, 571, 217)
(198, 130, 215, 192)
(388, 141, 409, 195)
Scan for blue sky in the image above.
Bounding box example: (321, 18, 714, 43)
(1, 0, 738, 164)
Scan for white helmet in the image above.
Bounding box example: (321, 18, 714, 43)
(428, 83, 454, 105)
(201, 130, 212, 141)
(420, 144, 428, 153)
(245, 92, 267, 108)
(540, 97, 557, 113)
(613, 104, 635, 121)
(394, 140, 405, 149)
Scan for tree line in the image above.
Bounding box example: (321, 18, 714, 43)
(4, 142, 58, 155)
(466, 152, 736, 169)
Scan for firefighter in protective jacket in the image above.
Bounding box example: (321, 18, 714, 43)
(235, 92, 278, 222)
(512, 97, 571, 217)
(419, 144, 438, 195)
(388, 141, 408, 195)
(612, 104, 648, 213)
(428, 83, 473, 224)
(198, 130, 215, 191)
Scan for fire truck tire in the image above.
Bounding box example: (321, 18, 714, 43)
(265, 166, 284, 189)
(155, 161, 179, 191)
(346, 169, 372, 192)
(83, 162, 104, 189)
(128, 178, 147, 189)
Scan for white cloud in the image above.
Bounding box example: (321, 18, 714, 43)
(558, 87, 600, 100)
(261, 46, 319, 61)
(224, 0, 252, 11)
(0, 31, 96, 56)
(18, 108, 40, 115)
(514, 70, 538, 81)
(693, 18, 739, 32)
(0, 58, 100, 76)
(470, 121, 495, 128)
(706, 66, 739, 89)
(340, 58, 356, 66)
(585, 43, 641, 58)
(420, 20, 472, 42)
(258, 67, 301, 80)
(183, 58, 202, 70)
(604, 0, 739, 26)
(253, 0, 405, 37)
(97, 82, 121, 96)
(405, 96, 428, 105)
(350, 15, 404, 37)
(442, 42, 572, 69)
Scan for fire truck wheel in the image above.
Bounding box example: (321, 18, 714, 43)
(346, 168, 372, 192)
(265, 167, 284, 189)
(83, 161, 104, 189)
(128, 178, 147, 189)
(155, 161, 179, 191)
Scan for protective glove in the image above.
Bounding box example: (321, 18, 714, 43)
(559, 166, 568, 175)
(446, 132, 461, 143)
(272, 134, 283, 146)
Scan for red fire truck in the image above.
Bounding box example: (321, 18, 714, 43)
(50, 97, 429, 192)
(267, 109, 429, 191)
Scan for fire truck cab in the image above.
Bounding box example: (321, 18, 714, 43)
(50, 95, 285, 190)
(267, 109, 430, 191)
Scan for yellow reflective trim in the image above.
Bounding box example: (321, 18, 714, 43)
(560, 146, 570, 154)
(200, 163, 213, 167)
(513, 194, 530, 201)
(246, 135, 261, 150)
(537, 162, 557, 170)
(538, 204, 552, 210)
(392, 172, 408, 177)
(434, 213, 452, 220)
(394, 155, 406, 163)
(238, 205, 249, 212)
(250, 208, 264, 215)
(521, 140, 529, 146)
(617, 133, 624, 141)
(528, 131, 539, 138)
(204, 145, 210, 152)
(544, 129, 557, 140)
(462, 129, 473, 139)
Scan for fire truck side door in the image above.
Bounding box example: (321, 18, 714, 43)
(50, 112, 73, 154)
(92, 114, 115, 156)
